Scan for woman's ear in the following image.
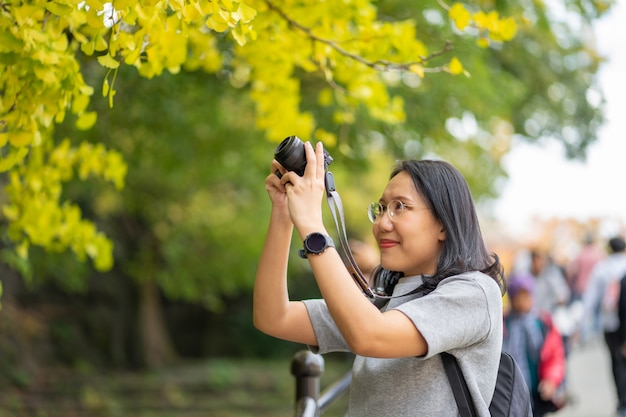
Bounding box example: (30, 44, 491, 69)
(438, 226, 447, 242)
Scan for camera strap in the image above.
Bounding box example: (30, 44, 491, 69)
(324, 171, 396, 300)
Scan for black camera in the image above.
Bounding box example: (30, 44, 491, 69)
(274, 135, 333, 177)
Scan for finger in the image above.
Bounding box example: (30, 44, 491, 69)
(315, 142, 325, 178)
(280, 171, 297, 188)
(302, 141, 318, 177)
(272, 160, 286, 178)
(283, 180, 295, 196)
(266, 172, 286, 193)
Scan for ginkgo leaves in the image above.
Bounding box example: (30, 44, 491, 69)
(448, 2, 518, 47)
(2, 140, 126, 271)
(0, 0, 518, 273)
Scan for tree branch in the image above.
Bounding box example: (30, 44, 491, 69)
(264, 0, 453, 73)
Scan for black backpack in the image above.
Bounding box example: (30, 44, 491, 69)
(442, 350, 533, 417)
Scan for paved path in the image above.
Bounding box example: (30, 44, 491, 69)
(556, 338, 616, 417)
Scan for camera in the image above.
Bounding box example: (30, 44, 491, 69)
(274, 135, 333, 176)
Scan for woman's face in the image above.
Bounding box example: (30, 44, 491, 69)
(373, 171, 446, 277)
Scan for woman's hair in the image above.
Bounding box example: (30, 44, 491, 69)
(372, 159, 505, 296)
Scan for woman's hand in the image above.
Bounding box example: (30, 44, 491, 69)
(265, 160, 290, 207)
(280, 141, 327, 238)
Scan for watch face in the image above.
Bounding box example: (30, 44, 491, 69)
(307, 233, 328, 253)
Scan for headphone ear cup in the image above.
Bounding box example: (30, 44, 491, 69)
(371, 267, 403, 296)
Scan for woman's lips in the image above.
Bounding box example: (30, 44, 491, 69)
(378, 239, 398, 249)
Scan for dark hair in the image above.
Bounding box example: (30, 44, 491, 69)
(609, 237, 626, 253)
(371, 160, 505, 296)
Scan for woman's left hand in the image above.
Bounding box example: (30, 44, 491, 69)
(280, 141, 327, 238)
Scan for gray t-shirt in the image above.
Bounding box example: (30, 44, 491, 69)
(303, 271, 503, 417)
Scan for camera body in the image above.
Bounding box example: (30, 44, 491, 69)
(274, 135, 333, 176)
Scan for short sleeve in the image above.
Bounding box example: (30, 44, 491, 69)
(394, 273, 502, 358)
(302, 299, 350, 354)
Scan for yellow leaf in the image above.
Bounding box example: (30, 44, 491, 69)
(232, 26, 247, 46)
(2, 204, 19, 221)
(51, 34, 69, 52)
(97, 54, 120, 69)
(0, 32, 22, 52)
(206, 16, 229, 32)
(80, 85, 95, 96)
(236, 1, 257, 23)
(34, 66, 59, 84)
(95, 35, 108, 51)
(409, 64, 424, 78)
(45, 2, 74, 16)
(115, 0, 133, 9)
(16, 241, 29, 260)
(81, 40, 95, 55)
(9, 132, 33, 147)
(72, 94, 90, 113)
(104, 151, 127, 190)
(449, 3, 470, 30)
(76, 112, 97, 130)
(182, 4, 200, 20)
(476, 37, 490, 48)
(0, 147, 29, 172)
(108, 88, 116, 108)
(496, 17, 518, 41)
(448, 57, 464, 75)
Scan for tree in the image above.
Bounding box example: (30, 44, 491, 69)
(1, 0, 522, 271)
(1, 0, 612, 366)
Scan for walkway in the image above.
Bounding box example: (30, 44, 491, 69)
(561, 337, 616, 417)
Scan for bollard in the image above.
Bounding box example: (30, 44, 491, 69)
(291, 350, 324, 417)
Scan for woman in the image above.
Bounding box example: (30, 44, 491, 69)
(254, 141, 505, 416)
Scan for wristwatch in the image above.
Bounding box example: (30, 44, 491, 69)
(299, 233, 335, 259)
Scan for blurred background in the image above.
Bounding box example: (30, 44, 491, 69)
(0, 0, 624, 416)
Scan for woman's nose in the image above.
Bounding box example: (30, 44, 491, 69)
(376, 210, 394, 231)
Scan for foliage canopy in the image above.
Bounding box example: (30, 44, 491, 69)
(0, 0, 611, 277)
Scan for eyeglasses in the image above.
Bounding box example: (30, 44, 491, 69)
(368, 200, 412, 224)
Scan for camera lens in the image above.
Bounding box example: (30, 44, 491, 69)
(275, 136, 307, 176)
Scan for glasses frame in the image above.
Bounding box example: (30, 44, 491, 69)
(368, 199, 413, 224)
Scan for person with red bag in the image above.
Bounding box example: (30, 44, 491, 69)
(503, 272, 567, 416)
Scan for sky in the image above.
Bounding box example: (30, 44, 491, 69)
(491, 2, 626, 238)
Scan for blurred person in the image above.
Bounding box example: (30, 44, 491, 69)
(530, 249, 571, 314)
(566, 233, 605, 345)
(503, 272, 567, 417)
(567, 233, 604, 301)
(530, 249, 573, 354)
(254, 142, 506, 416)
(582, 236, 626, 416)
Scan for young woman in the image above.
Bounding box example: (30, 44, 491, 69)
(254, 141, 505, 416)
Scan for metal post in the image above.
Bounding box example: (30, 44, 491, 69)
(291, 350, 324, 417)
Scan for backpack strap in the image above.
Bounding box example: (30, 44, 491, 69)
(441, 352, 478, 417)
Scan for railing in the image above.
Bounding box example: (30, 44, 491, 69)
(291, 350, 352, 417)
